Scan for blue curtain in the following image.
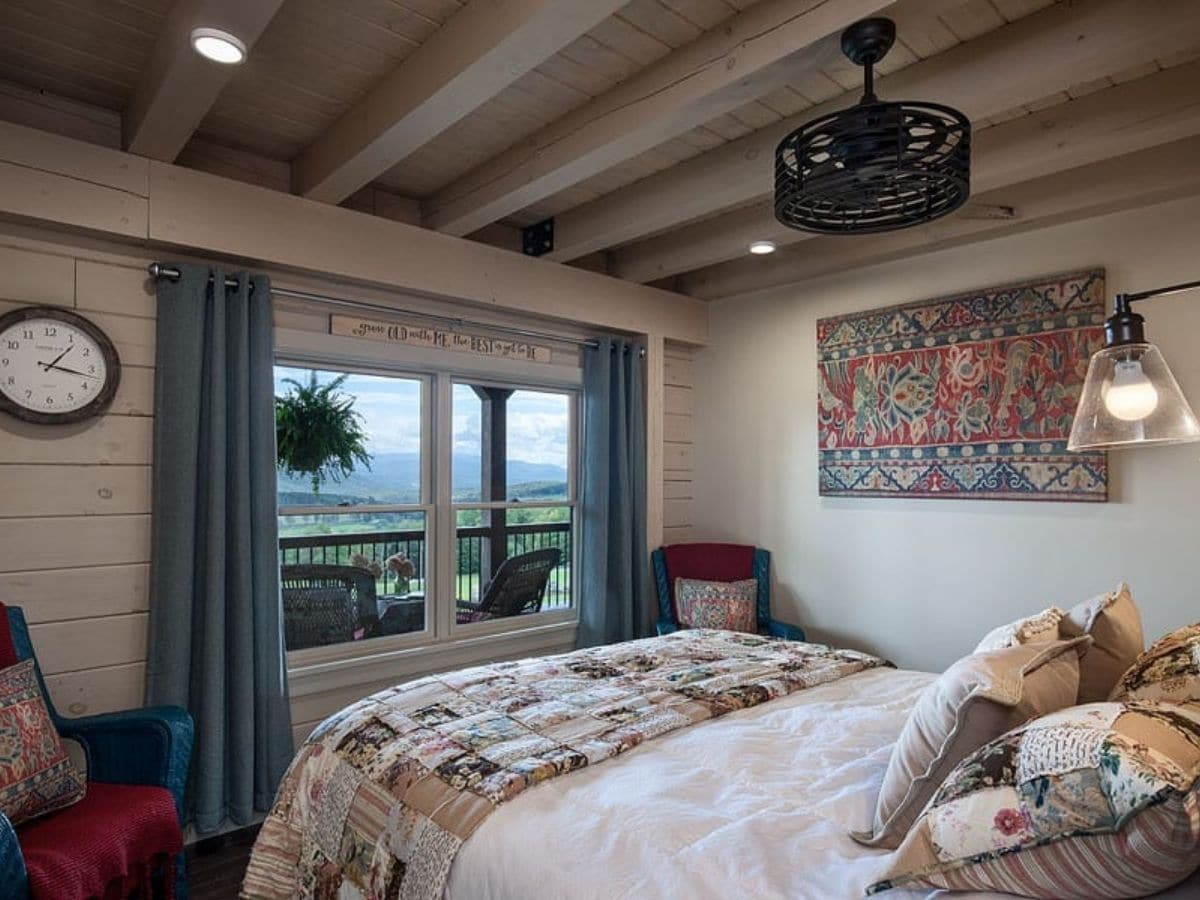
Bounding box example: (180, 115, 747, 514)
(578, 336, 650, 646)
(145, 263, 293, 835)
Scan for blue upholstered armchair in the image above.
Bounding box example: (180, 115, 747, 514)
(651, 543, 806, 641)
(0, 606, 194, 899)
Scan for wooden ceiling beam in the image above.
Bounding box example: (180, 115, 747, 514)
(0, 119, 707, 343)
(421, 0, 898, 237)
(674, 135, 1200, 300)
(123, 0, 285, 161)
(291, 0, 628, 205)
(548, 0, 1200, 263)
(612, 60, 1200, 282)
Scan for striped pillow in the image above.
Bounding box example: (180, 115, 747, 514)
(868, 700, 1200, 898)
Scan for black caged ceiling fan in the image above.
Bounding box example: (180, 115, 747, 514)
(774, 17, 971, 235)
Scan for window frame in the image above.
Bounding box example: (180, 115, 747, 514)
(275, 359, 435, 667)
(444, 377, 581, 638)
(273, 334, 583, 669)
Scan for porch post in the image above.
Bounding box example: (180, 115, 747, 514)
(474, 386, 514, 579)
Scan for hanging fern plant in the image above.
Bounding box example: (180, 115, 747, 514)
(275, 373, 371, 493)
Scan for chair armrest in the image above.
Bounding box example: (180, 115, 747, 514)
(655, 620, 679, 636)
(0, 810, 28, 899)
(57, 705, 194, 821)
(765, 619, 806, 642)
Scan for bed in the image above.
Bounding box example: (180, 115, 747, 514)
(243, 631, 1200, 899)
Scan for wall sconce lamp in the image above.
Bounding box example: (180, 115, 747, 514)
(1068, 279, 1200, 451)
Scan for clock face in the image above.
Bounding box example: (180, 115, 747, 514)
(0, 308, 120, 424)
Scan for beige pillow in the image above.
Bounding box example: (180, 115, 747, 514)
(851, 637, 1088, 850)
(1059, 582, 1144, 703)
(973, 606, 1064, 652)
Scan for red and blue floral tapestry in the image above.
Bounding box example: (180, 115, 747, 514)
(817, 269, 1108, 501)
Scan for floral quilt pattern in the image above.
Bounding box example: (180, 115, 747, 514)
(242, 629, 884, 899)
(817, 269, 1108, 500)
(1111, 621, 1200, 705)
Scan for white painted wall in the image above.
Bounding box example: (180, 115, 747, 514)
(691, 195, 1200, 671)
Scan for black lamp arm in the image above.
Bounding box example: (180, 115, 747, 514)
(1106, 278, 1200, 347)
(1120, 278, 1200, 305)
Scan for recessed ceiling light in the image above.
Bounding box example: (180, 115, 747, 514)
(749, 240, 777, 255)
(190, 27, 247, 65)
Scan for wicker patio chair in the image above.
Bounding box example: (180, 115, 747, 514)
(280, 564, 380, 650)
(456, 548, 562, 623)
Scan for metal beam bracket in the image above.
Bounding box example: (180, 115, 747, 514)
(522, 218, 554, 257)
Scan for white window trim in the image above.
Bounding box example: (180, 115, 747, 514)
(274, 325, 584, 676)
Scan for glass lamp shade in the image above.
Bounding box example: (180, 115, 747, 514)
(1068, 343, 1200, 451)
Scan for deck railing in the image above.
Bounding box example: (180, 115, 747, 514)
(278, 521, 572, 608)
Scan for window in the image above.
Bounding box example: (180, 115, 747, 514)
(275, 363, 579, 657)
(451, 384, 575, 627)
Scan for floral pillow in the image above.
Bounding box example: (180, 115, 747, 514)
(0, 659, 87, 825)
(1110, 621, 1200, 705)
(852, 637, 1087, 850)
(674, 578, 757, 633)
(869, 700, 1200, 898)
(973, 606, 1064, 653)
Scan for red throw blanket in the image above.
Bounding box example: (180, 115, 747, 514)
(18, 782, 180, 900)
(0, 604, 180, 899)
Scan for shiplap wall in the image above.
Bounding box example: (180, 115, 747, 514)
(662, 341, 694, 544)
(0, 228, 697, 737)
(0, 239, 154, 718)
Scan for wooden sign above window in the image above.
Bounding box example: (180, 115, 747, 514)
(330, 314, 553, 363)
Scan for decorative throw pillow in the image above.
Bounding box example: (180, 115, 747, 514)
(0, 660, 87, 825)
(869, 700, 1200, 898)
(674, 578, 757, 633)
(1110, 621, 1200, 705)
(973, 607, 1065, 653)
(1059, 582, 1144, 703)
(852, 637, 1088, 849)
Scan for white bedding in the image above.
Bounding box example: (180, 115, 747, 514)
(448, 667, 1200, 900)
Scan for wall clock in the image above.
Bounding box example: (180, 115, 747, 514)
(0, 306, 121, 425)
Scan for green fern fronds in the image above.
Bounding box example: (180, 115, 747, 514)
(275, 373, 372, 493)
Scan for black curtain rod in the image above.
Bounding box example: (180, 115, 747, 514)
(147, 263, 645, 356)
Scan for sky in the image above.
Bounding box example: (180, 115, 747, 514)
(274, 366, 570, 467)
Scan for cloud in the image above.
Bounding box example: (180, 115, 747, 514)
(275, 368, 571, 464)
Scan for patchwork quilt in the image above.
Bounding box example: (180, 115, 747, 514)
(241, 629, 885, 899)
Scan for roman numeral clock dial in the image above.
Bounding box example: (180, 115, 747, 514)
(0, 306, 121, 425)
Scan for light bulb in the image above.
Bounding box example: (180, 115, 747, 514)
(1104, 359, 1159, 421)
(748, 240, 777, 255)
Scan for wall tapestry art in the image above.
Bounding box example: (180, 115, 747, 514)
(817, 269, 1108, 501)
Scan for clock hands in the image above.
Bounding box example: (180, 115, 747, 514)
(38, 344, 74, 372)
(43, 363, 100, 380)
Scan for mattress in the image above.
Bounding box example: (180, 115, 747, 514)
(447, 667, 1200, 900)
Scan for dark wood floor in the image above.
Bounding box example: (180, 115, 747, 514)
(187, 826, 259, 900)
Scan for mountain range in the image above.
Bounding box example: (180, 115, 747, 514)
(278, 451, 566, 504)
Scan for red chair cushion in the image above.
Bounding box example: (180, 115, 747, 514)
(0, 603, 18, 668)
(18, 781, 182, 900)
(662, 543, 757, 615)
